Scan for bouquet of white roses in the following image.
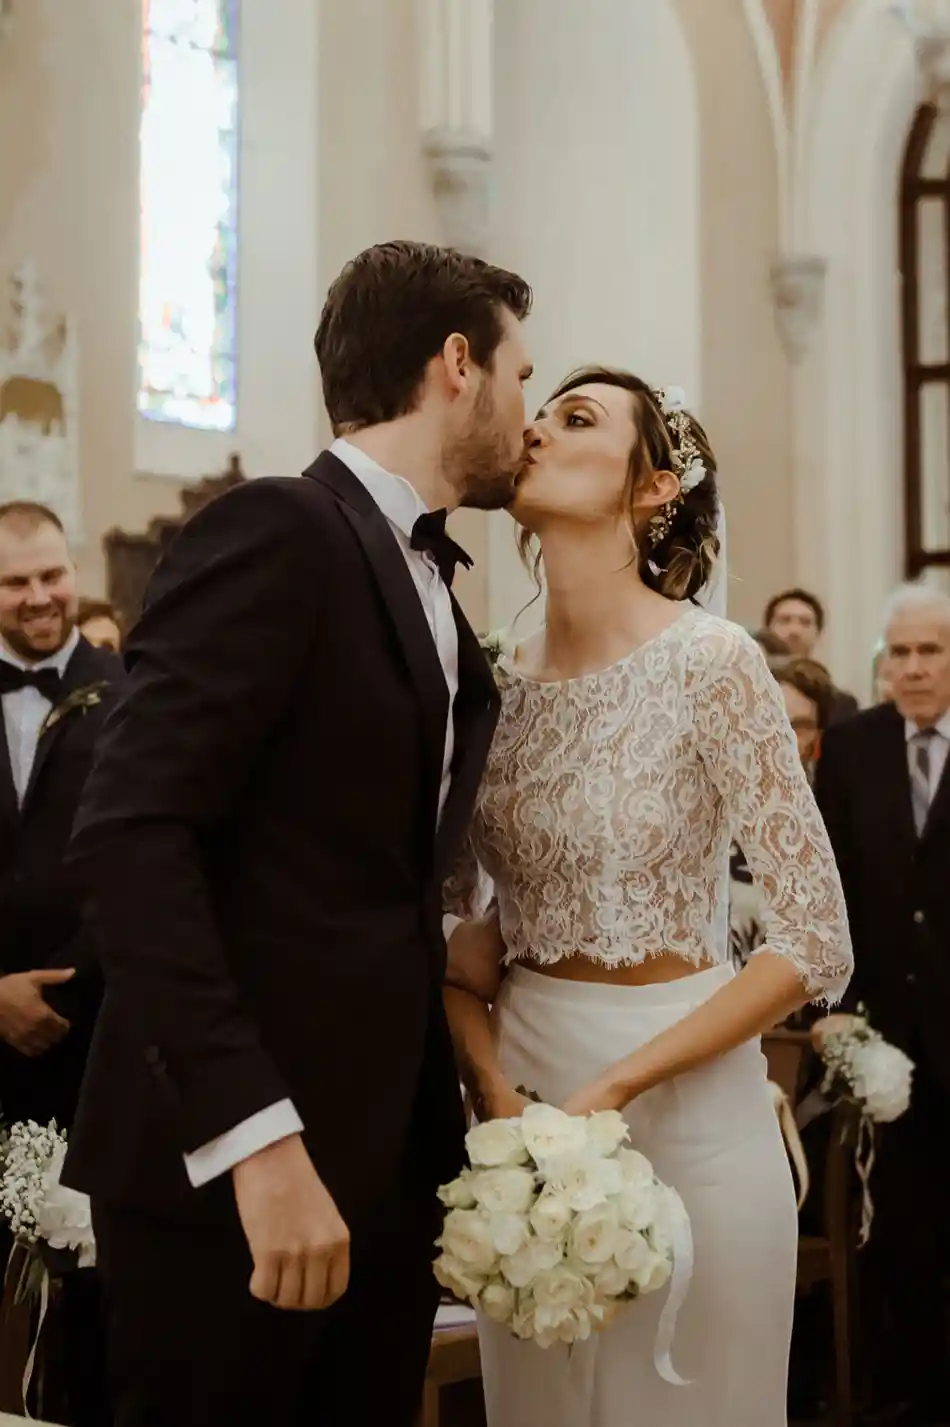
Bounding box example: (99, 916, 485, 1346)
(434, 1103, 690, 1374)
(818, 1014, 913, 1124)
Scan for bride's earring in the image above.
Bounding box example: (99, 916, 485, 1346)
(648, 500, 679, 549)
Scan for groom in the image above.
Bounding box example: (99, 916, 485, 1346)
(64, 241, 533, 1426)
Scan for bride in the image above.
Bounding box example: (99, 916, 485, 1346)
(442, 366, 853, 1427)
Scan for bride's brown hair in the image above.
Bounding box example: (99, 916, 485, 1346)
(519, 366, 720, 603)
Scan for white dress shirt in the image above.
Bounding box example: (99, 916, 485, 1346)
(905, 708, 950, 796)
(184, 439, 463, 1188)
(0, 628, 80, 803)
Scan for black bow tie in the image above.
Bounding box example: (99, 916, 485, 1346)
(410, 510, 474, 588)
(0, 664, 62, 702)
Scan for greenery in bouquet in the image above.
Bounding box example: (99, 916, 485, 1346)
(434, 1103, 687, 1352)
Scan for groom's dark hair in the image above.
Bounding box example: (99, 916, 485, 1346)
(315, 241, 532, 433)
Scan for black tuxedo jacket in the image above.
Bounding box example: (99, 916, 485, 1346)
(814, 701, 950, 1092)
(64, 453, 499, 1224)
(0, 637, 123, 1127)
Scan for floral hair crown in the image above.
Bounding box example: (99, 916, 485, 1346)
(651, 386, 707, 494)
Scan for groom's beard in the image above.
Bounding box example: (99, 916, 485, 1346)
(449, 386, 522, 513)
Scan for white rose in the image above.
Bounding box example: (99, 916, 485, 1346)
(616, 1148, 655, 1184)
(593, 1261, 631, 1298)
(480, 1281, 517, 1324)
(532, 1266, 592, 1313)
(439, 1209, 498, 1274)
(471, 1166, 537, 1216)
(466, 1118, 529, 1168)
(528, 1187, 573, 1242)
(520, 1104, 589, 1168)
(570, 1203, 621, 1267)
(584, 1111, 629, 1158)
(438, 1170, 478, 1210)
(501, 1235, 564, 1289)
(545, 1151, 624, 1211)
(850, 1042, 913, 1123)
(35, 1146, 96, 1267)
(433, 1254, 486, 1303)
(660, 385, 686, 413)
(487, 1212, 531, 1258)
(616, 1177, 660, 1232)
(614, 1228, 671, 1295)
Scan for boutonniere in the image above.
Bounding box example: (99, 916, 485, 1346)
(41, 680, 111, 735)
(479, 629, 516, 675)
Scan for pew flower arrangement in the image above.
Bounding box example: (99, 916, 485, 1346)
(815, 1010, 914, 1244)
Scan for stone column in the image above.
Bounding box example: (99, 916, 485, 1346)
(417, 0, 493, 254)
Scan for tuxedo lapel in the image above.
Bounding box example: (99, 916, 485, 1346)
(0, 716, 18, 834)
(305, 453, 450, 846)
(922, 737, 950, 841)
(876, 707, 917, 850)
(436, 599, 500, 877)
(21, 638, 109, 817)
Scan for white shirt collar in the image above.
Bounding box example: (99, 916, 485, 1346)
(905, 707, 950, 742)
(330, 438, 430, 542)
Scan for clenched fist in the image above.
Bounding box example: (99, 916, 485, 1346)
(233, 1134, 350, 1312)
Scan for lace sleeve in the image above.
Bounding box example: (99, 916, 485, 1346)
(692, 624, 853, 1004)
(442, 834, 493, 921)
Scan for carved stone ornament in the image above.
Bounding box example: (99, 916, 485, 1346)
(0, 262, 81, 539)
(423, 127, 493, 256)
(769, 255, 828, 363)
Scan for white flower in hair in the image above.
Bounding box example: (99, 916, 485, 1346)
(680, 461, 707, 494)
(659, 386, 686, 414)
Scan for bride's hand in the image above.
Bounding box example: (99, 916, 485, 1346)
(445, 907, 506, 1002)
(476, 1083, 532, 1121)
(562, 1074, 629, 1118)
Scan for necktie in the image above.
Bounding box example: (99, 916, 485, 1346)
(0, 663, 62, 703)
(911, 728, 936, 836)
(410, 510, 474, 588)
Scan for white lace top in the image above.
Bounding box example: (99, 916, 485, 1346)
(445, 608, 852, 1004)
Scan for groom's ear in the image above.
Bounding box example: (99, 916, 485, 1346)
(441, 332, 473, 395)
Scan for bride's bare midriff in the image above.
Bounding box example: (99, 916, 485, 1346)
(524, 951, 717, 987)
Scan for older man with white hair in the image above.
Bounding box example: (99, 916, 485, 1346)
(815, 581, 950, 1427)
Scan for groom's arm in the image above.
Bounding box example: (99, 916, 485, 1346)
(69, 479, 329, 1171)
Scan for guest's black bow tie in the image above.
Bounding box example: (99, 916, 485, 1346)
(0, 664, 62, 702)
(410, 510, 474, 588)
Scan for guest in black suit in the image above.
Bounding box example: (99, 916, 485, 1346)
(64, 242, 534, 1427)
(0, 500, 123, 1427)
(815, 581, 950, 1426)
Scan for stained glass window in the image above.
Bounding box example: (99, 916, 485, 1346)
(138, 0, 239, 432)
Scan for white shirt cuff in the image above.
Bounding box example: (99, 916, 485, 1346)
(183, 1099, 304, 1188)
(443, 914, 463, 944)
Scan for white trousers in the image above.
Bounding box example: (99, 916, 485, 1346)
(479, 963, 798, 1427)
